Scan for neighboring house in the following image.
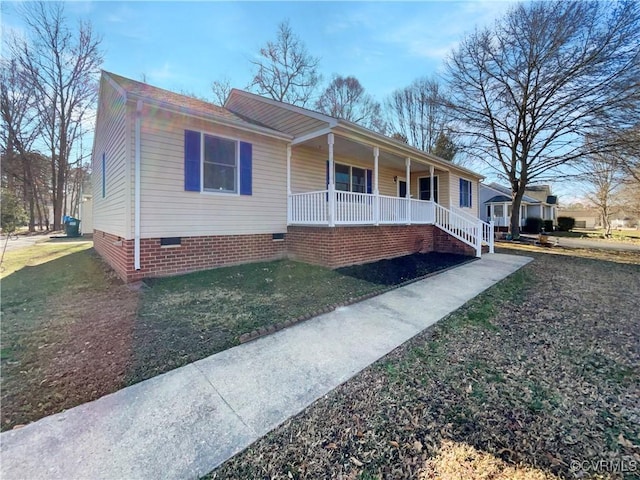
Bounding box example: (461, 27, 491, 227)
(92, 72, 493, 282)
(479, 183, 558, 228)
(556, 207, 601, 229)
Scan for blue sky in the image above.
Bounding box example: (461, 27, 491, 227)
(9, 1, 579, 195)
(2, 1, 514, 101)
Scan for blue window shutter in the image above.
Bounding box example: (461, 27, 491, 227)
(184, 130, 201, 191)
(239, 141, 252, 195)
(469, 181, 472, 207)
(366, 169, 372, 194)
(459, 178, 464, 207)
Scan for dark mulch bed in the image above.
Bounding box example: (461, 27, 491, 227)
(209, 249, 640, 479)
(337, 252, 473, 286)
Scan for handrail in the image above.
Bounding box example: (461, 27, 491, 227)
(287, 191, 493, 254)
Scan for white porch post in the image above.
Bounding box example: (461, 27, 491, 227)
(286, 145, 292, 224)
(429, 165, 435, 202)
(405, 157, 411, 224)
(328, 133, 335, 227)
(373, 146, 379, 226)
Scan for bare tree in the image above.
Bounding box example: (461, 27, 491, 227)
(0, 58, 46, 231)
(315, 75, 385, 133)
(579, 152, 624, 236)
(211, 76, 232, 106)
(386, 77, 452, 154)
(249, 20, 320, 107)
(11, 2, 102, 230)
(445, 1, 640, 237)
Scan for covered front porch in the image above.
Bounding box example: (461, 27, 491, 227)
(285, 132, 493, 257)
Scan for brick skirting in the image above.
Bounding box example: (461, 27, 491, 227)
(93, 225, 476, 282)
(286, 225, 436, 268)
(93, 230, 287, 282)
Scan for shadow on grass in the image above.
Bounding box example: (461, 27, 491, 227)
(1, 248, 138, 431)
(336, 252, 474, 286)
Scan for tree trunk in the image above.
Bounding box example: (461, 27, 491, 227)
(510, 188, 526, 239)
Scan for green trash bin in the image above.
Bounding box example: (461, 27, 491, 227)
(65, 217, 81, 237)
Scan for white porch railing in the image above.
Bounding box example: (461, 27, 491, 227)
(379, 195, 410, 224)
(433, 203, 494, 256)
(288, 191, 493, 256)
(335, 191, 374, 224)
(288, 190, 327, 224)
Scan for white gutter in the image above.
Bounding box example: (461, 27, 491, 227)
(134, 100, 142, 270)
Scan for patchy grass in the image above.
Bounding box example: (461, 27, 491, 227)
(1, 241, 139, 430)
(131, 253, 469, 385)
(552, 229, 640, 243)
(497, 240, 640, 264)
(0, 240, 91, 278)
(1, 249, 469, 431)
(209, 248, 640, 480)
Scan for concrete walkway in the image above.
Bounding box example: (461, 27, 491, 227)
(1, 253, 531, 480)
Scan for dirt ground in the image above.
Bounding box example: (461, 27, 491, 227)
(209, 248, 640, 479)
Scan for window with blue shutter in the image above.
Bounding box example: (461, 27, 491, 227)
(366, 169, 372, 194)
(459, 178, 472, 208)
(184, 130, 252, 195)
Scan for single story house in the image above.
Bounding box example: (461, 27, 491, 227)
(479, 183, 557, 229)
(92, 71, 493, 282)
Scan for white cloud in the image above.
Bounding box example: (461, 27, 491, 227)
(149, 62, 176, 82)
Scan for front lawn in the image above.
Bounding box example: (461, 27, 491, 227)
(552, 228, 640, 243)
(209, 248, 640, 479)
(130, 252, 470, 385)
(1, 247, 469, 431)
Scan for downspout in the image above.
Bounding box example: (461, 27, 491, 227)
(134, 100, 142, 270)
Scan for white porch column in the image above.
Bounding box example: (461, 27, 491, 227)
(286, 145, 292, 224)
(429, 165, 435, 202)
(405, 157, 411, 224)
(328, 133, 335, 227)
(373, 146, 379, 226)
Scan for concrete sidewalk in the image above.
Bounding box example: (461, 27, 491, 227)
(1, 253, 531, 480)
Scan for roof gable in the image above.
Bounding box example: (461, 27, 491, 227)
(103, 71, 290, 139)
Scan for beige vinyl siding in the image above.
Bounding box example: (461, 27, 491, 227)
(449, 173, 479, 217)
(138, 107, 288, 237)
(92, 78, 130, 238)
(291, 145, 442, 200)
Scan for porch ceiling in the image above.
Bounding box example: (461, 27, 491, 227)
(296, 133, 444, 174)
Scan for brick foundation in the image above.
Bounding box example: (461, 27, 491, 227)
(433, 227, 478, 257)
(286, 225, 436, 269)
(94, 224, 477, 282)
(94, 230, 287, 282)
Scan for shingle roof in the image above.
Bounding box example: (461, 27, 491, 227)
(486, 183, 540, 204)
(485, 195, 512, 203)
(104, 71, 283, 134)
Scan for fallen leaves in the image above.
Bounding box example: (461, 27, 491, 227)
(210, 251, 640, 479)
